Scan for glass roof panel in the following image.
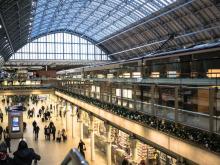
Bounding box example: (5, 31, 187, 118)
(11, 32, 109, 61)
(31, 0, 176, 42)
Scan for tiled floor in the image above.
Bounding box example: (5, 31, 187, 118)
(0, 97, 107, 165)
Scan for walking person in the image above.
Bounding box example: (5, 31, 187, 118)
(27, 109, 30, 119)
(63, 110, 66, 118)
(59, 110, 62, 118)
(39, 109, 42, 118)
(44, 125, 47, 140)
(46, 126, 51, 141)
(0, 109, 3, 123)
(0, 125, 3, 140)
(4, 131, 11, 153)
(4, 107, 8, 115)
(32, 120, 37, 134)
(34, 125, 40, 140)
(51, 125, 56, 141)
(78, 139, 86, 158)
(12, 140, 41, 165)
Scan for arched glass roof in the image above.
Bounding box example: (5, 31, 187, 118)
(31, 0, 176, 41)
(10, 32, 108, 61)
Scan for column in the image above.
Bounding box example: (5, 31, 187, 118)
(130, 137, 138, 163)
(65, 102, 68, 131)
(78, 110, 84, 140)
(71, 104, 77, 138)
(105, 123, 112, 165)
(89, 115, 95, 161)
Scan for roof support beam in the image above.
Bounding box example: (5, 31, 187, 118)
(108, 25, 220, 57)
(0, 12, 14, 55)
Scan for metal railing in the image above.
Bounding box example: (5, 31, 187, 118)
(61, 148, 88, 165)
(63, 87, 220, 134)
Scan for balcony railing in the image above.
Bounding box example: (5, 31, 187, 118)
(63, 87, 220, 134)
(61, 77, 220, 86)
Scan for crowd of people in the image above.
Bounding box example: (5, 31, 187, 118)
(0, 97, 89, 164)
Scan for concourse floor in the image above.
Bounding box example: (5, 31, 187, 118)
(0, 99, 107, 165)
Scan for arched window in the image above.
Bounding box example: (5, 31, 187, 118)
(10, 33, 109, 61)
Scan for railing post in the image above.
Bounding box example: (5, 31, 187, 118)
(109, 84, 112, 104)
(133, 85, 137, 110)
(175, 86, 179, 124)
(151, 85, 155, 115)
(120, 85, 123, 106)
(83, 81, 86, 96)
(209, 87, 215, 133)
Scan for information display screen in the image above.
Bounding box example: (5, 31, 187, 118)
(12, 117, 20, 132)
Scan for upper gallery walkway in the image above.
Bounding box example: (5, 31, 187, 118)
(54, 89, 220, 165)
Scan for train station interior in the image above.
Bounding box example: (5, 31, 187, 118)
(0, 0, 220, 164)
